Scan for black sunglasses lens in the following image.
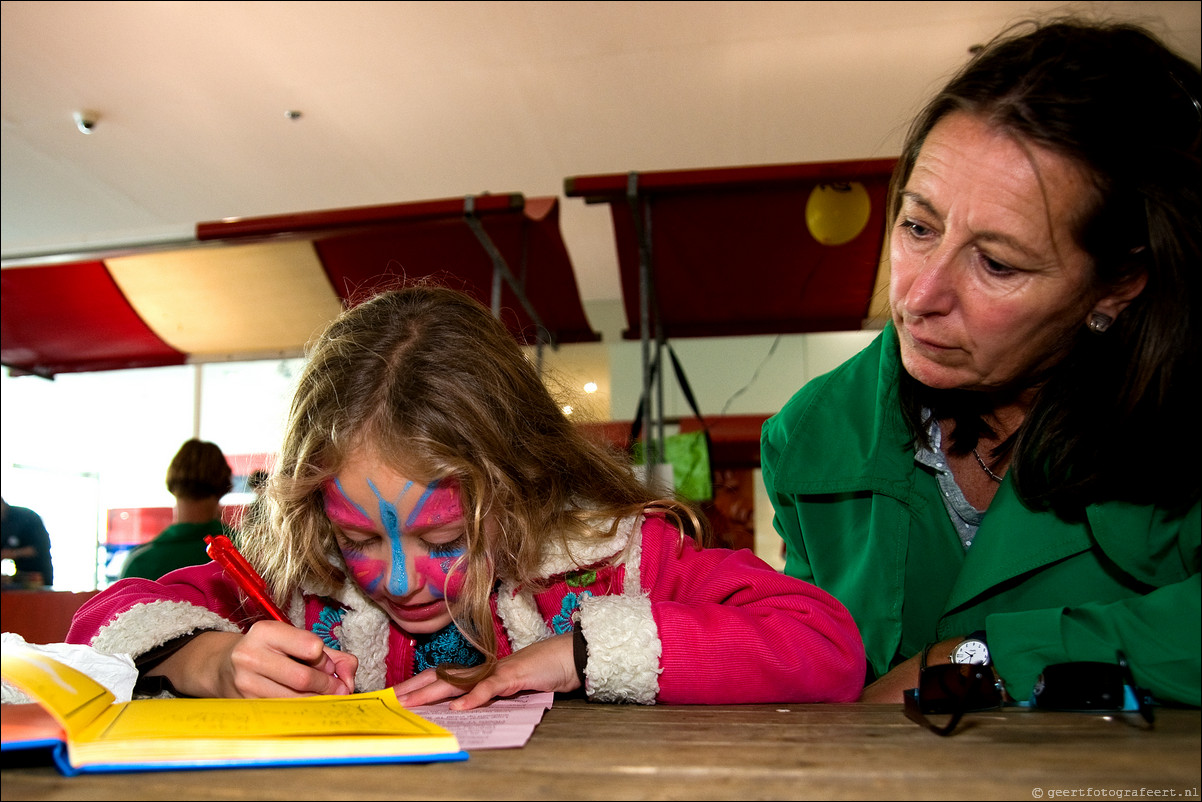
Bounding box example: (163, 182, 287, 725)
(1032, 662, 1124, 711)
(920, 665, 1000, 713)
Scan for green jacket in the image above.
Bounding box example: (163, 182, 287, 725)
(120, 519, 235, 581)
(761, 324, 1200, 705)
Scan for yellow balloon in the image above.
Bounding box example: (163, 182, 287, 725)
(805, 182, 871, 246)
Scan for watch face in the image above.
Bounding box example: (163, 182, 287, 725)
(952, 639, 990, 665)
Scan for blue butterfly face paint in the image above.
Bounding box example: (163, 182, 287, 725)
(322, 454, 467, 635)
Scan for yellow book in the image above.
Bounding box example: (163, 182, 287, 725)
(0, 644, 466, 774)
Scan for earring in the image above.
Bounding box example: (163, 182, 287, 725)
(1088, 312, 1113, 334)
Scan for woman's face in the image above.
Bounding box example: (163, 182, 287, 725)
(323, 448, 466, 635)
(889, 111, 1117, 394)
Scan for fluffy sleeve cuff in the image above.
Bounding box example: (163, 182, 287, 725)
(89, 600, 242, 659)
(578, 593, 661, 704)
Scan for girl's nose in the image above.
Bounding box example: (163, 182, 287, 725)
(384, 538, 422, 597)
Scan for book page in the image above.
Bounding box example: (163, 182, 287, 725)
(95, 692, 447, 740)
(3, 646, 463, 768)
(0, 647, 114, 737)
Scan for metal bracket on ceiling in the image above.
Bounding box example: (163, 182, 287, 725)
(625, 172, 666, 467)
(462, 195, 553, 368)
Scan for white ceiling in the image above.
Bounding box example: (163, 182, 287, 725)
(3, 1, 1199, 305)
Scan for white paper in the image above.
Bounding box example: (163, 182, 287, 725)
(1, 633, 137, 704)
(410, 690, 554, 750)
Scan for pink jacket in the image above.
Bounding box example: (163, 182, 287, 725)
(68, 513, 864, 704)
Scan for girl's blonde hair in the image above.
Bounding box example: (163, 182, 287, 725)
(242, 283, 705, 680)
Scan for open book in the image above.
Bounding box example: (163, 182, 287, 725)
(0, 644, 466, 774)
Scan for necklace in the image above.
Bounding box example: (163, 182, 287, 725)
(972, 448, 1005, 483)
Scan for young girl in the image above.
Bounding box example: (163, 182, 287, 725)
(68, 286, 865, 707)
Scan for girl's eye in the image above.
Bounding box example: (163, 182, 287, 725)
(426, 535, 466, 558)
(336, 533, 377, 555)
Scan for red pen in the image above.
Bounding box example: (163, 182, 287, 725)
(204, 534, 348, 689)
(204, 534, 289, 622)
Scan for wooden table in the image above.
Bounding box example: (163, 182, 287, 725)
(2, 701, 1198, 800)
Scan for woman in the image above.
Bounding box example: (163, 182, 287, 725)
(762, 18, 1199, 706)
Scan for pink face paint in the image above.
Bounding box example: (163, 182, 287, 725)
(323, 478, 392, 596)
(408, 481, 466, 600)
(405, 480, 463, 528)
(322, 478, 374, 531)
(415, 552, 466, 600)
(342, 550, 388, 595)
(323, 475, 467, 602)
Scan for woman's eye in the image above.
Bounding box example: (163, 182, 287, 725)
(898, 219, 933, 238)
(978, 250, 1016, 276)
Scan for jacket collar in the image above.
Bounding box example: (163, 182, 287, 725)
(771, 324, 915, 500)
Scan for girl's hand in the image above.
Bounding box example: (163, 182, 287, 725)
(149, 621, 357, 698)
(394, 632, 578, 710)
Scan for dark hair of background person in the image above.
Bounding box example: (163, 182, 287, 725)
(166, 439, 233, 501)
(888, 18, 1200, 518)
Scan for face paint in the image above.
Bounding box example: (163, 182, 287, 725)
(325, 473, 467, 604)
(322, 478, 373, 531)
(368, 478, 412, 597)
(415, 550, 466, 600)
(406, 480, 463, 528)
(341, 550, 388, 595)
(323, 479, 389, 594)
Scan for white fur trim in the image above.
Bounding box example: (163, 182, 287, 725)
(495, 513, 660, 703)
(621, 517, 644, 595)
(317, 580, 391, 692)
(496, 514, 641, 652)
(495, 582, 553, 652)
(578, 593, 661, 704)
(89, 601, 242, 659)
(533, 515, 636, 577)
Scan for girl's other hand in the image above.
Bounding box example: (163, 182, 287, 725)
(394, 632, 578, 710)
(150, 621, 357, 698)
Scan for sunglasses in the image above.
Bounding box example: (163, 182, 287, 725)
(904, 650, 1153, 736)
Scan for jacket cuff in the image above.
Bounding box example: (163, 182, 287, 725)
(90, 600, 242, 661)
(577, 593, 661, 704)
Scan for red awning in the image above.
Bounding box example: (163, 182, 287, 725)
(1, 194, 598, 378)
(565, 158, 897, 339)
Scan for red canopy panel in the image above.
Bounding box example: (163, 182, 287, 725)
(199, 194, 599, 348)
(565, 158, 897, 339)
(2, 195, 598, 377)
(0, 261, 186, 378)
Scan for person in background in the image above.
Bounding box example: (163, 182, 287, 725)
(69, 285, 865, 706)
(762, 17, 1199, 708)
(2, 497, 53, 587)
(120, 439, 236, 580)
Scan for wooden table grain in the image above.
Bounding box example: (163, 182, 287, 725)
(2, 701, 1198, 801)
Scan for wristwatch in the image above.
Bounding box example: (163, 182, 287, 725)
(950, 631, 990, 665)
